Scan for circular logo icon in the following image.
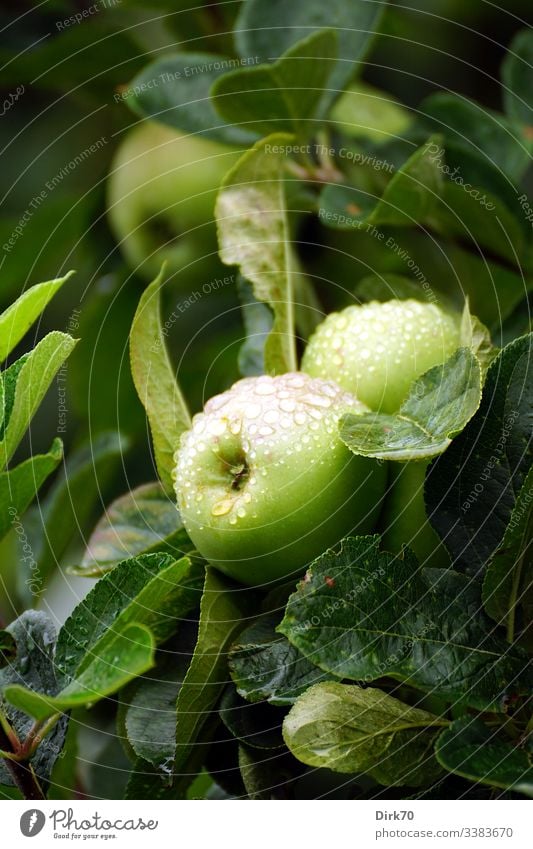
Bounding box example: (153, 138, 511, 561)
(20, 810, 46, 837)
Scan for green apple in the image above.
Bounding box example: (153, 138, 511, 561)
(107, 121, 241, 280)
(301, 299, 461, 413)
(302, 298, 461, 566)
(174, 372, 386, 586)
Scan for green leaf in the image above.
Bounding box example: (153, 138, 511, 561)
(0, 439, 63, 541)
(5, 624, 155, 721)
(174, 568, 254, 773)
(238, 744, 303, 800)
(0, 612, 66, 788)
(55, 552, 204, 686)
(236, 277, 274, 377)
(130, 267, 191, 492)
(283, 683, 446, 786)
(0, 272, 74, 363)
(279, 536, 531, 711)
(15, 432, 126, 603)
(0, 332, 77, 468)
(219, 685, 285, 750)
(421, 93, 530, 183)
(320, 136, 444, 230)
(431, 176, 525, 267)
(0, 356, 28, 439)
(127, 53, 256, 145)
(229, 612, 337, 706)
(482, 465, 533, 641)
(427, 334, 533, 576)
(502, 29, 533, 127)
(123, 655, 189, 776)
(72, 481, 191, 577)
(212, 30, 337, 137)
(459, 303, 498, 376)
(329, 81, 412, 143)
(340, 348, 481, 461)
(436, 718, 533, 797)
(234, 0, 385, 114)
(216, 134, 297, 374)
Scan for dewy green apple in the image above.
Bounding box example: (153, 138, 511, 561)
(302, 299, 461, 413)
(107, 121, 241, 280)
(174, 373, 386, 586)
(303, 298, 462, 566)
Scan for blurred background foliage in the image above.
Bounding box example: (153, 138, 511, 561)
(0, 0, 531, 626)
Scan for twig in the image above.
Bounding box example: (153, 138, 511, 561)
(0, 710, 45, 800)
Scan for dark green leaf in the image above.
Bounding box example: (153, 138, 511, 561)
(421, 93, 530, 183)
(127, 53, 256, 145)
(340, 348, 481, 461)
(212, 30, 337, 136)
(234, 0, 385, 114)
(320, 136, 444, 230)
(0, 272, 74, 363)
(130, 267, 191, 492)
(236, 277, 273, 377)
(238, 744, 304, 799)
(283, 683, 446, 786)
(229, 612, 337, 706)
(174, 568, 255, 773)
(15, 432, 126, 603)
(427, 334, 533, 576)
(436, 718, 533, 797)
(0, 612, 66, 788)
(73, 481, 191, 577)
(123, 652, 190, 776)
(482, 465, 533, 640)
(219, 685, 284, 750)
(216, 133, 298, 374)
(55, 553, 203, 686)
(0, 332, 77, 468)
(502, 29, 533, 127)
(0, 439, 63, 542)
(5, 624, 155, 721)
(280, 536, 531, 711)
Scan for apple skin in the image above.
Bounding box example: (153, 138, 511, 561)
(174, 373, 387, 586)
(107, 121, 241, 280)
(301, 299, 461, 414)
